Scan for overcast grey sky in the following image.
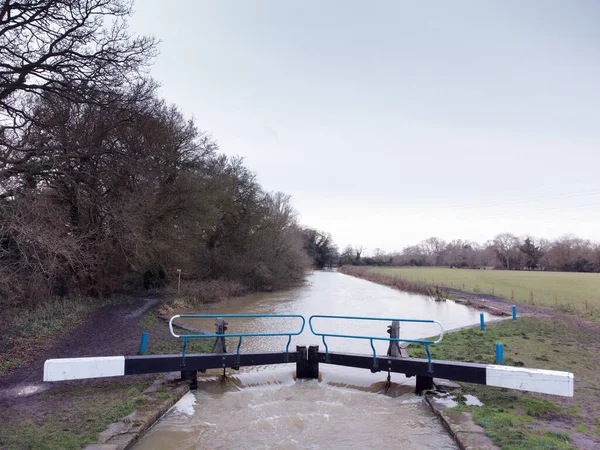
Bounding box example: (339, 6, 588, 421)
(130, 1, 600, 253)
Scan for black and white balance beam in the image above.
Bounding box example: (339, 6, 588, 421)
(43, 351, 302, 381)
(43, 352, 574, 397)
(317, 352, 574, 397)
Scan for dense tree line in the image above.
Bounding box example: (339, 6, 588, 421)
(0, 0, 310, 305)
(300, 229, 338, 269)
(338, 245, 393, 266)
(386, 234, 600, 273)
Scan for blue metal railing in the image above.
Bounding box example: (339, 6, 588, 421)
(169, 314, 306, 358)
(308, 315, 444, 370)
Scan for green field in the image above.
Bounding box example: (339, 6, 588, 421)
(374, 267, 600, 318)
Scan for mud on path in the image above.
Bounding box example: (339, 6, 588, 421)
(0, 297, 160, 412)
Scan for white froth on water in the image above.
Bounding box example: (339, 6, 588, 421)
(135, 379, 458, 449)
(172, 391, 197, 416)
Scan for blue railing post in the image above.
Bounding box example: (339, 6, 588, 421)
(480, 313, 485, 331)
(495, 343, 504, 364)
(139, 332, 149, 355)
(512, 305, 517, 320)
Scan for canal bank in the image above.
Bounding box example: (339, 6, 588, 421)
(2, 271, 502, 449)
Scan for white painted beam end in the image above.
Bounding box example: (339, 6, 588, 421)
(486, 365, 574, 397)
(43, 356, 125, 382)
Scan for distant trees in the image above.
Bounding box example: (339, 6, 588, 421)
(337, 245, 392, 266)
(375, 234, 600, 273)
(421, 237, 447, 266)
(519, 237, 544, 270)
(339, 246, 357, 266)
(301, 229, 338, 269)
(492, 233, 521, 270)
(544, 236, 599, 273)
(443, 240, 480, 268)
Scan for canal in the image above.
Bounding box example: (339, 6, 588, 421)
(134, 270, 491, 449)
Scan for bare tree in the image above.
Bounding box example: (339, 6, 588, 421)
(493, 233, 520, 269)
(0, 0, 156, 106)
(443, 239, 478, 268)
(354, 245, 365, 263)
(1, 0, 157, 192)
(421, 237, 447, 265)
(545, 235, 595, 272)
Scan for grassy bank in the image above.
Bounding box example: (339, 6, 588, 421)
(0, 379, 152, 449)
(163, 279, 251, 305)
(373, 266, 600, 320)
(339, 265, 452, 301)
(409, 317, 600, 449)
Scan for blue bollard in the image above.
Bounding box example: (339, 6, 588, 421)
(496, 343, 504, 364)
(512, 305, 517, 320)
(139, 332, 149, 355)
(480, 313, 485, 331)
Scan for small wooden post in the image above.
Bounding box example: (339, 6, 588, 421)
(213, 318, 227, 353)
(387, 321, 401, 357)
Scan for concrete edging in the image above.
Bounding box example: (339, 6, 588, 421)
(425, 394, 500, 450)
(85, 378, 191, 450)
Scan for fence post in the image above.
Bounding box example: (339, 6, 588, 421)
(495, 343, 504, 364)
(480, 313, 485, 331)
(138, 332, 148, 355)
(512, 305, 517, 320)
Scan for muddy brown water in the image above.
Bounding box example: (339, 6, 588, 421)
(134, 271, 493, 449)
